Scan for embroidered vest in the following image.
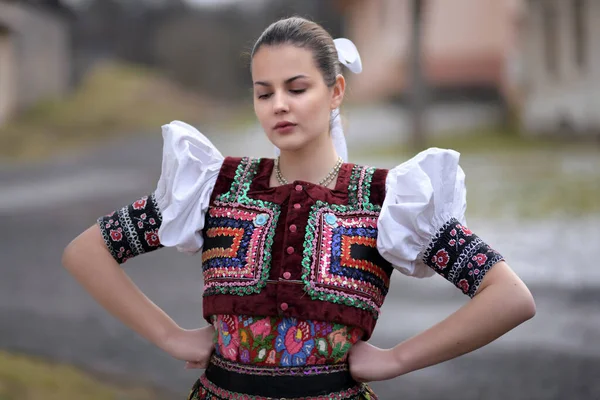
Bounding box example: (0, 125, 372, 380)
(201, 157, 392, 339)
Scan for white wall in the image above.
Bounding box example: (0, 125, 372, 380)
(0, 2, 70, 118)
(522, 0, 600, 135)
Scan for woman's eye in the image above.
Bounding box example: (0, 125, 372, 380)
(257, 93, 272, 100)
(290, 89, 306, 94)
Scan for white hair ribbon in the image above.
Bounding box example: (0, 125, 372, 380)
(274, 38, 362, 162)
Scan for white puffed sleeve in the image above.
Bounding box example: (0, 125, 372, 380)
(154, 120, 224, 254)
(376, 148, 467, 278)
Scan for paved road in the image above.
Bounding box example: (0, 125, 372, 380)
(1, 128, 599, 399)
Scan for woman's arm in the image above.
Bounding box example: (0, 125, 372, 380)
(349, 261, 536, 381)
(62, 225, 181, 350)
(391, 261, 535, 374)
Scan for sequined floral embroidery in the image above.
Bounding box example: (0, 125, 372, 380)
(423, 218, 504, 297)
(202, 158, 280, 296)
(301, 166, 393, 316)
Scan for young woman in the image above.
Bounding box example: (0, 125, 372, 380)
(62, 16, 536, 400)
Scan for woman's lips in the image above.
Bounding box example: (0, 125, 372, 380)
(274, 122, 297, 134)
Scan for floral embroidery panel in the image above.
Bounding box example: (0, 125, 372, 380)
(212, 315, 363, 367)
(423, 218, 505, 297)
(97, 193, 163, 264)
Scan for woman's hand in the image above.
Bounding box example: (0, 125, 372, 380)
(162, 325, 216, 369)
(348, 341, 402, 382)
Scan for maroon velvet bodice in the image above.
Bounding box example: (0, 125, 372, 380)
(200, 157, 391, 339)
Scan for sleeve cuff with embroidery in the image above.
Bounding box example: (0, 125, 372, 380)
(97, 193, 163, 264)
(423, 218, 504, 297)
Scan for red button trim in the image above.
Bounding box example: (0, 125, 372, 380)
(283, 272, 291, 279)
(294, 203, 301, 209)
(295, 184, 303, 192)
(286, 246, 294, 255)
(289, 224, 297, 233)
(280, 303, 289, 311)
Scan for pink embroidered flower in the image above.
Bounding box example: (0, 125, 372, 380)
(449, 239, 456, 246)
(137, 221, 144, 229)
(450, 229, 457, 237)
(133, 198, 147, 210)
(459, 225, 473, 236)
(216, 315, 240, 362)
(140, 213, 147, 220)
(249, 319, 271, 338)
(109, 229, 123, 241)
(458, 279, 470, 294)
(145, 230, 160, 247)
(266, 349, 277, 364)
(459, 238, 466, 245)
(149, 218, 156, 225)
(473, 253, 488, 267)
(432, 249, 450, 269)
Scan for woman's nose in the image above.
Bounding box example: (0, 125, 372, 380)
(273, 92, 289, 114)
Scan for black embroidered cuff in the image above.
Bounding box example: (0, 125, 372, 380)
(97, 193, 163, 264)
(422, 218, 504, 297)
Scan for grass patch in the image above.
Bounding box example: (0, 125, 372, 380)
(0, 351, 170, 400)
(0, 62, 219, 161)
(357, 127, 600, 219)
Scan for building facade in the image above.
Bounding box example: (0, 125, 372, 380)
(0, 1, 71, 126)
(521, 0, 600, 136)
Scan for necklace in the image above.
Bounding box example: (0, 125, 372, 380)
(274, 156, 343, 187)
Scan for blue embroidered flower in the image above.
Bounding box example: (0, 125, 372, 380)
(274, 318, 315, 367)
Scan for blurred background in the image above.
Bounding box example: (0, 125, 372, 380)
(0, 0, 598, 399)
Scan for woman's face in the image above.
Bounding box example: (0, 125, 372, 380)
(251, 44, 344, 154)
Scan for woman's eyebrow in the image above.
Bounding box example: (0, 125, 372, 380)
(254, 75, 308, 86)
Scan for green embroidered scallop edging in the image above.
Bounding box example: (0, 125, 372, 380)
(361, 166, 378, 211)
(207, 157, 281, 297)
(300, 198, 382, 317)
(347, 165, 362, 208)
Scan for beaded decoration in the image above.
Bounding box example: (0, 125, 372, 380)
(188, 374, 374, 400)
(301, 166, 393, 316)
(202, 158, 280, 296)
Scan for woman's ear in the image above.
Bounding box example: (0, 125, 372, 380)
(330, 74, 346, 110)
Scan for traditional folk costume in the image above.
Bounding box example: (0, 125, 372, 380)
(97, 120, 504, 399)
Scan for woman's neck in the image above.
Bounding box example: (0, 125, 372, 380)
(275, 134, 340, 186)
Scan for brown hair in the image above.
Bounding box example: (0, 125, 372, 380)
(251, 17, 341, 87)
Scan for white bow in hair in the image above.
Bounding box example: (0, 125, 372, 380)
(334, 38, 363, 74)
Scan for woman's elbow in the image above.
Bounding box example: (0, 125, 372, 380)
(62, 237, 82, 272)
(517, 285, 536, 322)
(61, 225, 101, 272)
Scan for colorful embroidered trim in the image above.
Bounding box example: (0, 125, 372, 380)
(97, 193, 162, 264)
(302, 202, 393, 316)
(346, 165, 377, 211)
(423, 218, 505, 297)
(189, 374, 373, 400)
(212, 315, 363, 367)
(209, 355, 348, 377)
(202, 205, 277, 296)
(203, 158, 280, 297)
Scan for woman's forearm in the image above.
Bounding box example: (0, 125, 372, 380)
(391, 261, 536, 376)
(62, 225, 180, 352)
